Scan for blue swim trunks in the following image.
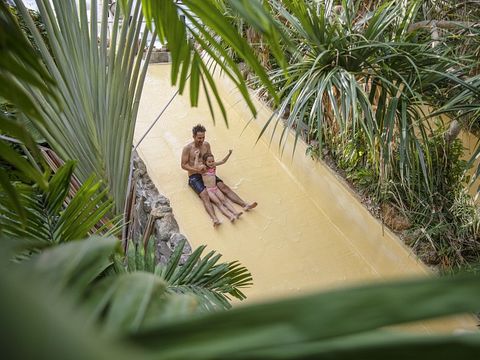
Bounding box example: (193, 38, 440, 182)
(188, 173, 223, 194)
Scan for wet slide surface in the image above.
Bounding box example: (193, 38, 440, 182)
(135, 64, 474, 332)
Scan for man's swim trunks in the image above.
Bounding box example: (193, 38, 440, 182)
(188, 173, 223, 194)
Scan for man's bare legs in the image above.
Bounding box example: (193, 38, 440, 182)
(217, 182, 257, 211)
(199, 190, 221, 227)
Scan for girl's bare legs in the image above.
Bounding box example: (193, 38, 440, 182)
(216, 190, 243, 219)
(208, 191, 237, 222)
(199, 189, 221, 227)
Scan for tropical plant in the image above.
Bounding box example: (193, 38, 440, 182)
(118, 238, 253, 311)
(2, 237, 480, 359)
(224, 0, 480, 269)
(8, 234, 252, 332)
(0, 160, 120, 250)
(436, 74, 480, 186)
(258, 0, 470, 192)
(11, 0, 157, 215)
(0, 0, 53, 221)
(3, 0, 480, 357)
(6, 2, 51, 55)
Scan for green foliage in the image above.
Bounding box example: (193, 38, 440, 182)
(2, 1, 480, 357)
(156, 239, 253, 310)
(7, 234, 251, 335)
(308, 113, 479, 269)
(0, 1, 54, 221)
(119, 238, 253, 311)
(0, 238, 135, 360)
(87, 271, 198, 335)
(235, 0, 479, 270)
(141, 0, 286, 124)
(387, 125, 480, 268)
(3, 237, 480, 359)
(0, 161, 120, 250)
(11, 0, 155, 214)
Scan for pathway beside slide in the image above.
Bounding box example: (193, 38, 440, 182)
(134, 64, 474, 332)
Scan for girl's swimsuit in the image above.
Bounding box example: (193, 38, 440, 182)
(204, 168, 222, 195)
(188, 169, 222, 195)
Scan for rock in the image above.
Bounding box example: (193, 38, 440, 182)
(158, 195, 170, 206)
(169, 233, 191, 254)
(157, 240, 172, 265)
(154, 214, 179, 242)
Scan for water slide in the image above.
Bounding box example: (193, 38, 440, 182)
(134, 64, 474, 332)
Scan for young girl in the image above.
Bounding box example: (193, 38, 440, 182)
(195, 150, 243, 223)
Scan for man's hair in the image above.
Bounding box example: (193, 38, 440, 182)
(203, 153, 213, 162)
(192, 124, 206, 136)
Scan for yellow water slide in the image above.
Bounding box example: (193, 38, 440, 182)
(134, 64, 474, 332)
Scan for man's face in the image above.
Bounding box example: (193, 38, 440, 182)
(193, 132, 205, 147)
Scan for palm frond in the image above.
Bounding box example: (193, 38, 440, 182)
(12, 0, 154, 214)
(259, 0, 470, 197)
(123, 238, 253, 311)
(0, 161, 119, 247)
(130, 271, 480, 359)
(2, 238, 480, 358)
(0, 2, 53, 221)
(24, 235, 117, 293)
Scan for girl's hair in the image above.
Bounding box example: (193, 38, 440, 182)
(203, 153, 214, 163)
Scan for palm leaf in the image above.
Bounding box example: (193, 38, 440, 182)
(87, 271, 201, 334)
(24, 236, 117, 293)
(125, 238, 253, 311)
(13, 0, 154, 214)
(0, 239, 136, 360)
(0, 161, 119, 247)
(0, 2, 53, 221)
(141, 0, 287, 124)
(258, 0, 470, 201)
(2, 238, 480, 359)
(130, 272, 480, 359)
(159, 239, 252, 310)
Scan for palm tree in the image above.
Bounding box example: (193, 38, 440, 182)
(258, 0, 472, 193)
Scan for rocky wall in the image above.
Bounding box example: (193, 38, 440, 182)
(130, 151, 192, 264)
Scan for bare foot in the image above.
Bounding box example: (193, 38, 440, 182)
(213, 220, 222, 228)
(243, 202, 258, 211)
(236, 212, 243, 219)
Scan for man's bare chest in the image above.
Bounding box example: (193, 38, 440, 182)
(189, 145, 209, 162)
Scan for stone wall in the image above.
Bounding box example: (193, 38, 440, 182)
(130, 151, 192, 264)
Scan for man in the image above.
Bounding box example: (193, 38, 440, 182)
(181, 124, 257, 226)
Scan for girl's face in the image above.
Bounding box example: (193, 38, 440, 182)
(205, 156, 215, 168)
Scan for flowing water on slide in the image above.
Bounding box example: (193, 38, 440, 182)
(134, 64, 475, 333)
